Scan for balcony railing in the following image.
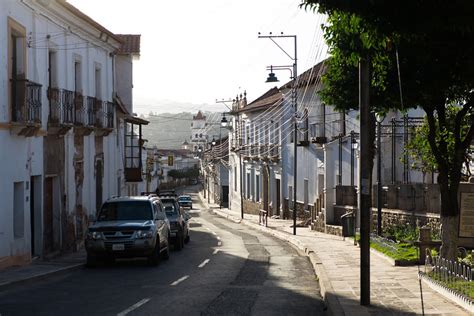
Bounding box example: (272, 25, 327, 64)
(12, 79, 42, 124)
(48, 87, 74, 125)
(74, 93, 85, 125)
(86, 96, 96, 127)
(269, 144, 281, 160)
(94, 99, 114, 129)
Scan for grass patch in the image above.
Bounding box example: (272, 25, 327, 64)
(353, 234, 419, 263)
(370, 241, 418, 263)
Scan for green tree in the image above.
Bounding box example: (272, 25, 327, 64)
(302, 1, 474, 259)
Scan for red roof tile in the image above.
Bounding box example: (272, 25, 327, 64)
(193, 111, 206, 120)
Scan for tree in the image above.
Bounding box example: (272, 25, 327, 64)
(302, 1, 474, 259)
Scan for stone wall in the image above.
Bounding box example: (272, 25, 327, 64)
(370, 208, 441, 236)
(282, 199, 311, 220)
(243, 199, 262, 215)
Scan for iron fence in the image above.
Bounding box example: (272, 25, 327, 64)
(424, 255, 473, 303)
(74, 93, 85, 125)
(12, 79, 42, 123)
(86, 96, 96, 126)
(48, 88, 74, 124)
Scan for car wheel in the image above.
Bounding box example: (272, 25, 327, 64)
(148, 238, 160, 266)
(162, 236, 170, 260)
(86, 254, 98, 268)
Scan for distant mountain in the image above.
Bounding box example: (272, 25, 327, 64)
(142, 112, 222, 149)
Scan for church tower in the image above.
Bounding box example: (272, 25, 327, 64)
(190, 110, 207, 152)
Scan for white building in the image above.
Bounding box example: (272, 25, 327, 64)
(190, 110, 208, 153)
(0, 0, 145, 269)
(228, 90, 285, 216)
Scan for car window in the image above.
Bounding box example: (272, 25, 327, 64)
(163, 203, 178, 216)
(98, 201, 153, 221)
(153, 202, 165, 220)
(179, 196, 191, 201)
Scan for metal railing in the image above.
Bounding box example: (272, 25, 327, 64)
(86, 96, 96, 127)
(93, 100, 114, 128)
(424, 255, 473, 303)
(12, 79, 42, 123)
(48, 87, 74, 124)
(74, 93, 85, 125)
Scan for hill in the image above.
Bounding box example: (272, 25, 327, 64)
(141, 112, 222, 149)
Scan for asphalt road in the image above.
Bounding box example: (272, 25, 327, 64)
(0, 192, 324, 316)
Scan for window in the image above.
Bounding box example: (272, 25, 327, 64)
(246, 173, 251, 199)
(95, 66, 101, 99)
(234, 166, 237, 191)
(125, 122, 141, 168)
(256, 174, 260, 202)
(13, 181, 24, 238)
(304, 179, 309, 210)
(74, 60, 82, 93)
(288, 185, 293, 210)
(8, 17, 27, 122)
(98, 201, 153, 221)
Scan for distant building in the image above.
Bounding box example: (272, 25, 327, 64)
(191, 110, 207, 152)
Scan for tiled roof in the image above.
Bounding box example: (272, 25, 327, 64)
(193, 111, 206, 120)
(115, 34, 141, 55)
(280, 59, 327, 90)
(236, 87, 283, 113)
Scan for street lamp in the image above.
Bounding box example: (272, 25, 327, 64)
(259, 33, 298, 235)
(376, 113, 386, 236)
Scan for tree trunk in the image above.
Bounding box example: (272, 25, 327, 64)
(440, 215, 459, 260)
(438, 176, 460, 260)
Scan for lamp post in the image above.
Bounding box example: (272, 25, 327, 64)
(259, 33, 298, 235)
(376, 114, 386, 236)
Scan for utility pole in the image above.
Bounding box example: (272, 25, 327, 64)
(359, 57, 371, 306)
(258, 33, 297, 235)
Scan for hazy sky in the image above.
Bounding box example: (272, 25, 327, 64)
(68, 0, 327, 114)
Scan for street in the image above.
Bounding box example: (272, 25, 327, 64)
(0, 194, 324, 316)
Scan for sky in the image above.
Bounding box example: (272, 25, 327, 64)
(68, 0, 328, 115)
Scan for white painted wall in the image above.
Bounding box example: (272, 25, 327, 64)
(0, 0, 123, 264)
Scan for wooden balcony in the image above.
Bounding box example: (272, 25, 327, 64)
(10, 79, 42, 137)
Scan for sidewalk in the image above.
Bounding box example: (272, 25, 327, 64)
(0, 250, 85, 292)
(199, 194, 470, 315)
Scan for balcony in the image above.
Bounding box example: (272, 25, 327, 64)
(48, 88, 74, 135)
(11, 79, 42, 136)
(311, 136, 327, 145)
(94, 99, 114, 136)
(269, 144, 281, 162)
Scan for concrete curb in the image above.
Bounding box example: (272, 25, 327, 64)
(199, 193, 345, 315)
(0, 263, 84, 292)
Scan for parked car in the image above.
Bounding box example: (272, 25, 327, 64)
(157, 189, 177, 197)
(160, 196, 189, 249)
(178, 195, 193, 209)
(85, 195, 170, 266)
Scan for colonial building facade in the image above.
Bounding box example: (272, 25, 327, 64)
(0, 0, 146, 268)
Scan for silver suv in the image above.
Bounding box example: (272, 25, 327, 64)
(85, 195, 170, 266)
